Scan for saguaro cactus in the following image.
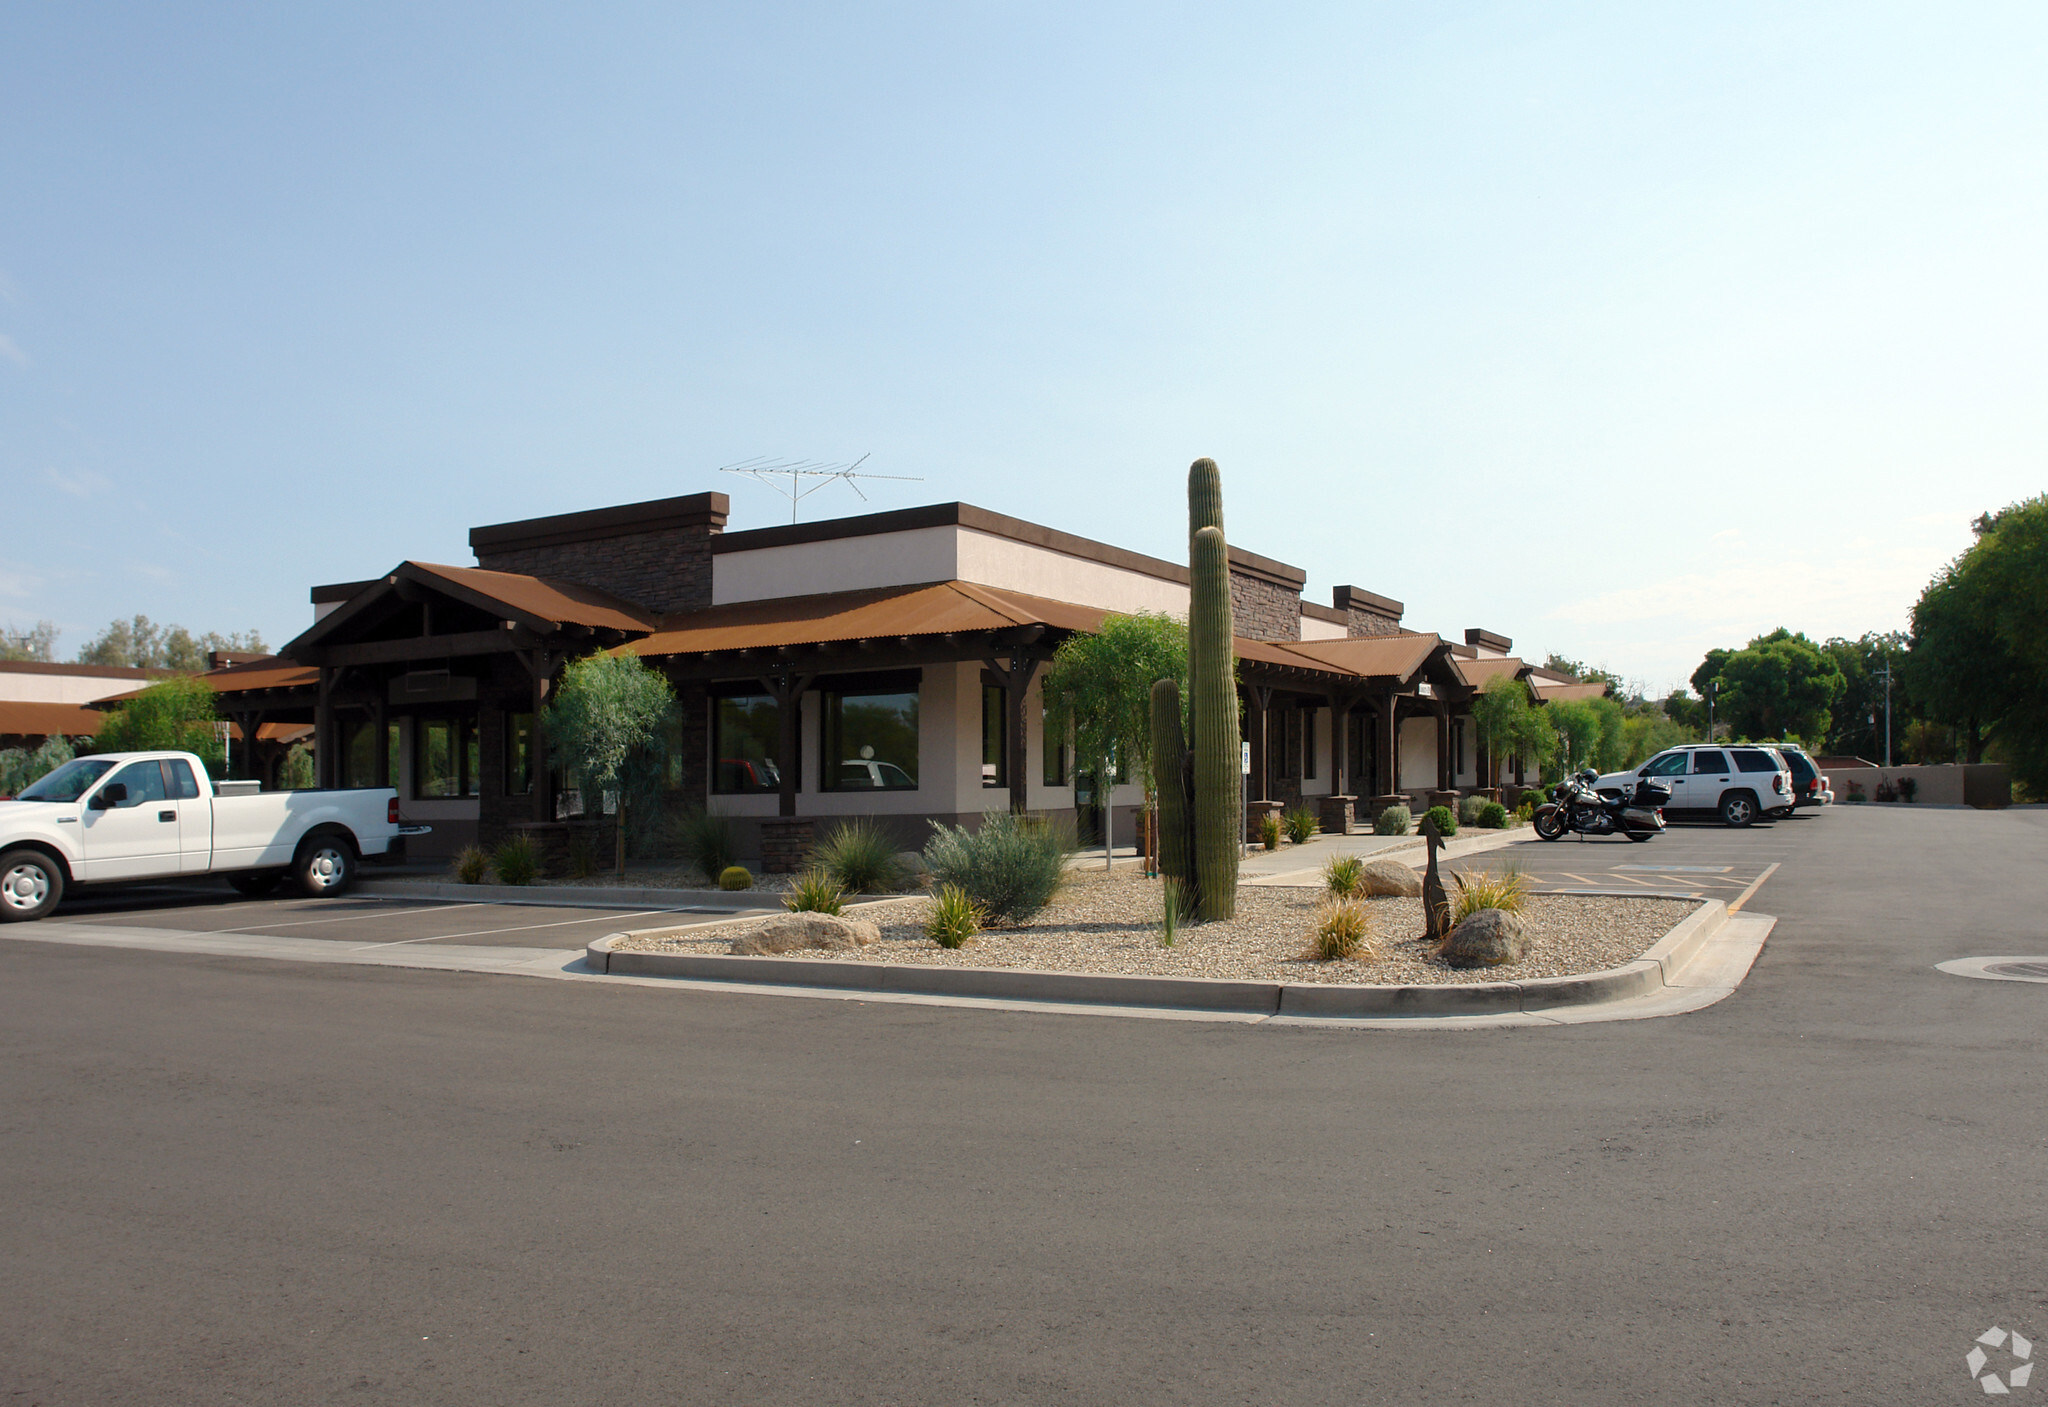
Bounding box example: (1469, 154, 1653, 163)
(1150, 677, 1191, 891)
(1188, 456, 1225, 540)
(1188, 523, 1240, 919)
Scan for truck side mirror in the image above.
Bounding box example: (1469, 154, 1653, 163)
(92, 783, 128, 809)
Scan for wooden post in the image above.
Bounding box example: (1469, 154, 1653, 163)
(761, 670, 815, 820)
(1378, 689, 1398, 799)
(982, 646, 1041, 815)
(529, 648, 554, 822)
(373, 697, 389, 789)
(1249, 685, 1273, 801)
(314, 667, 335, 789)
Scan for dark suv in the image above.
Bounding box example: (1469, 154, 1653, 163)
(1771, 744, 1827, 809)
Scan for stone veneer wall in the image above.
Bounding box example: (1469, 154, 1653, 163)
(1345, 608, 1403, 638)
(475, 525, 717, 614)
(1231, 572, 1303, 640)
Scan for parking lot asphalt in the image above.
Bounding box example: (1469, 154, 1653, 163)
(5, 803, 2047, 1405)
(44, 884, 775, 949)
(1448, 812, 1809, 902)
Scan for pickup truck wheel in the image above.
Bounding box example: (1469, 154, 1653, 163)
(0, 848, 64, 923)
(294, 834, 355, 898)
(229, 870, 285, 897)
(1719, 792, 1759, 828)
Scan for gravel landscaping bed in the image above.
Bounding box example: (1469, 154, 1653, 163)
(609, 869, 1700, 985)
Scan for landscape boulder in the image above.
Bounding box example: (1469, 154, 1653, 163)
(1439, 908, 1529, 968)
(731, 912, 882, 955)
(1357, 859, 1423, 898)
(892, 851, 932, 886)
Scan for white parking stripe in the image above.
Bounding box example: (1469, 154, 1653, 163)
(199, 903, 489, 935)
(347, 906, 718, 950)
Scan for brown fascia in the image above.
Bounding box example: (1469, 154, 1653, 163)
(1464, 627, 1513, 654)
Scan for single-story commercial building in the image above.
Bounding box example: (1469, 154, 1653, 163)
(153, 491, 1581, 863)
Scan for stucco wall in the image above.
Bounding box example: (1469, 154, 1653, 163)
(1822, 764, 2010, 808)
(1299, 616, 1347, 641)
(1398, 716, 1437, 793)
(713, 524, 1197, 616)
(0, 671, 148, 705)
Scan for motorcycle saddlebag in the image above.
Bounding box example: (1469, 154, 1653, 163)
(1621, 807, 1664, 829)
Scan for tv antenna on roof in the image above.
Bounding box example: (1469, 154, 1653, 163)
(718, 454, 923, 524)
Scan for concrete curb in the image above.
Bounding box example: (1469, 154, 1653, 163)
(586, 899, 1730, 1020)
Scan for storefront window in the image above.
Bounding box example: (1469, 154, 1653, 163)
(714, 693, 785, 794)
(981, 684, 1008, 789)
(341, 719, 399, 789)
(506, 713, 534, 796)
(416, 716, 479, 797)
(1041, 703, 1070, 787)
(823, 689, 918, 791)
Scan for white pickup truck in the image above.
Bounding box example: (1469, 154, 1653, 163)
(0, 750, 420, 923)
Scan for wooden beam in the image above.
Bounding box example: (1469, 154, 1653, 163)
(305, 627, 548, 667)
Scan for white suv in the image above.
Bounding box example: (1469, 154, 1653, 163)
(1595, 744, 1794, 827)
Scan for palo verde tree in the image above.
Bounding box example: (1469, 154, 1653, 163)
(1040, 611, 1189, 871)
(93, 675, 226, 776)
(543, 651, 676, 876)
(1470, 678, 1554, 788)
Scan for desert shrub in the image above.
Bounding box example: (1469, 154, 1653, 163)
(1457, 793, 1486, 826)
(1374, 805, 1411, 836)
(1897, 776, 1919, 803)
(493, 835, 541, 886)
(1478, 801, 1509, 829)
(925, 885, 981, 948)
(1158, 878, 1186, 947)
(783, 870, 845, 915)
(1451, 864, 1530, 921)
(1308, 898, 1374, 961)
(811, 817, 903, 893)
(673, 808, 739, 881)
(718, 865, 753, 891)
(453, 846, 490, 885)
(922, 811, 1076, 925)
(1259, 814, 1282, 851)
(1323, 854, 1365, 899)
(1283, 807, 1320, 845)
(1423, 805, 1458, 838)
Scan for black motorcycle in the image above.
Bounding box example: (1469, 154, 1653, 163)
(1533, 769, 1669, 843)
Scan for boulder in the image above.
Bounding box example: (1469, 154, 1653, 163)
(1439, 908, 1529, 968)
(892, 850, 933, 885)
(1357, 859, 1422, 898)
(731, 912, 882, 955)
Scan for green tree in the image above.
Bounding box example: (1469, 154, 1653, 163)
(1910, 495, 2048, 790)
(1695, 630, 1844, 742)
(1542, 653, 1620, 694)
(1621, 708, 1693, 767)
(77, 615, 266, 672)
(1041, 612, 1190, 850)
(1471, 679, 1555, 788)
(0, 737, 75, 795)
(91, 675, 226, 775)
(543, 652, 676, 875)
(1548, 695, 1628, 775)
(1, 620, 58, 661)
(1825, 632, 1912, 760)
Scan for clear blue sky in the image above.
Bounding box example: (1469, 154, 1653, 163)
(4, 3, 2044, 691)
